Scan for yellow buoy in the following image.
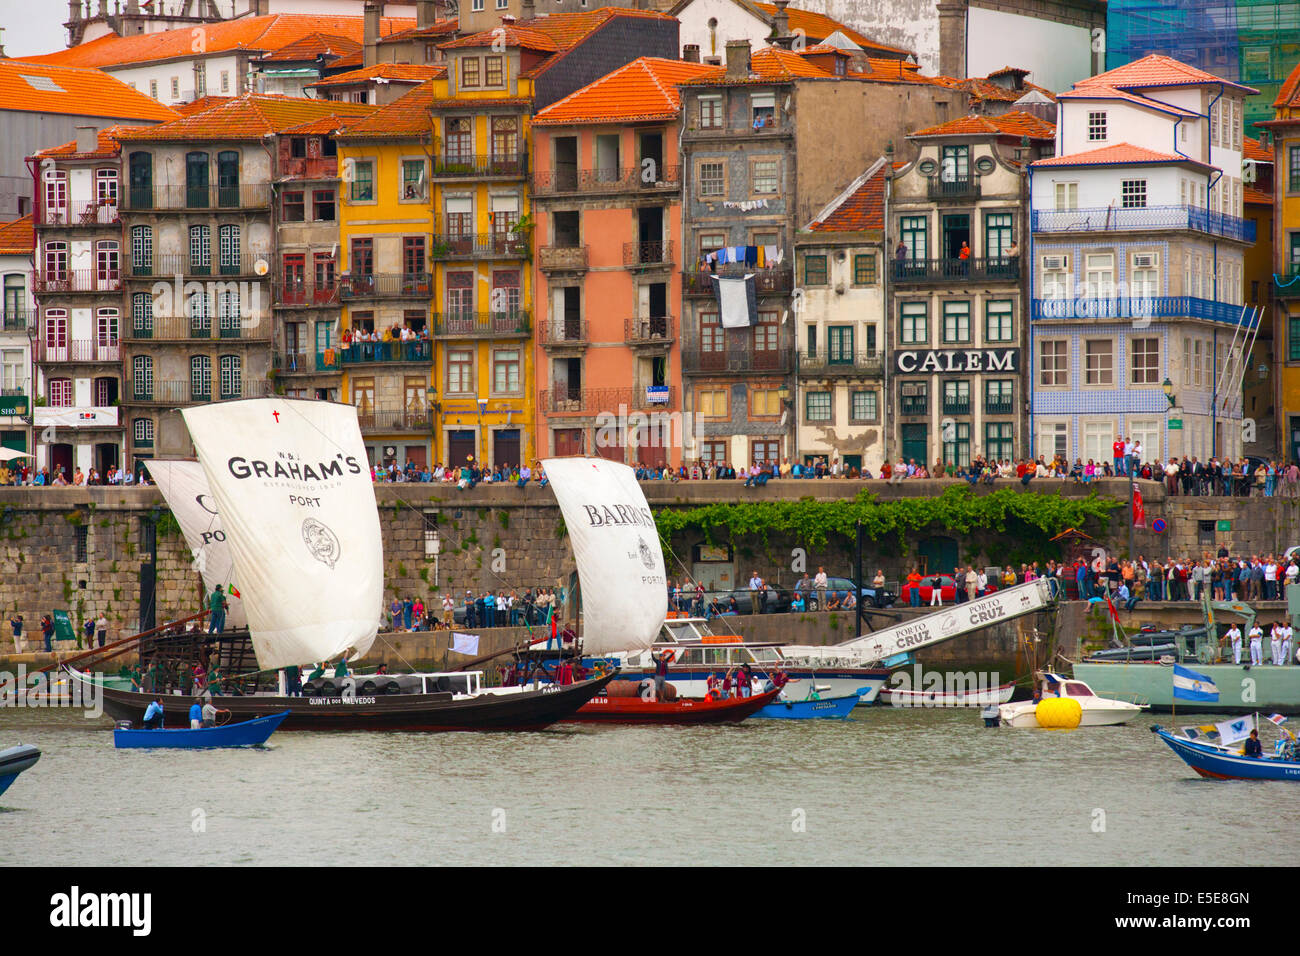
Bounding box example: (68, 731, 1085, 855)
(1035, 696, 1082, 729)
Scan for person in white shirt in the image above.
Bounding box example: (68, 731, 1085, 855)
(441, 593, 455, 627)
(1271, 623, 1284, 665)
(1286, 562, 1299, 591)
(1265, 560, 1279, 600)
(1226, 624, 1243, 664)
(1249, 624, 1265, 665)
(1282, 624, 1294, 666)
(977, 570, 988, 595)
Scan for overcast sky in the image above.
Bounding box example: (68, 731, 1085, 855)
(1, 0, 70, 58)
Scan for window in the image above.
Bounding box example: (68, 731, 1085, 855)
(460, 57, 480, 88)
(1131, 252, 1158, 297)
(351, 238, 373, 276)
(1130, 419, 1161, 462)
(283, 190, 305, 221)
(492, 349, 521, 393)
(900, 216, 927, 260)
(803, 254, 828, 286)
(1121, 179, 1147, 208)
(751, 440, 779, 466)
(447, 348, 473, 394)
(189, 224, 211, 273)
(43, 241, 68, 281)
(751, 91, 775, 128)
(403, 237, 426, 278)
(444, 118, 472, 163)
(853, 254, 876, 285)
(132, 293, 152, 335)
(485, 55, 504, 87)
(1039, 340, 1068, 387)
(1184, 337, 1209, 388)
(942, 301, 970, 343)
(446, 271, 473, 316)
(149, 79, 158, 99)
(130, 225, 153, 276)
(1290, 147, 1300, 193)
(1054, 182, 1078, 211)
(700, 310, 723, 355)
(134, 417, 154, 447)
(311, 189, 336, 222)
(697, 388, 727, 418)
(751, 389, 781, 417)
(699, 95, 722, 129)
(985, 423, 1014, 460)
(1131, 336, 1159, 385)
(984, 301, 1013, 342)
(940, 144, 969, 182)
(985, 379, 1014, 412)
(95, 168, 118, 206)
(171, 76, 180, 99)
(1083, 422, 1112, 464)
(1084, 339, 1113, 386)
(219, 225, 240, 274)
(850, 390, 877, 422)
(985, 212, 1013, 258)
(1084, 253, 1114, 298)
(191, 355, 211, 401)
(220, 71, 229, 93)
(943, 380, 971, 414)
(96, 240, 119, 284)
(490, 116, 519, 162)
(96, 308, 118, 347)
(900, 302, 927, 345)
(805, 391, 832, 422)
(1039, 421, 1067, 460)
(752, 159, 778, 194)
(698, 161, 724, 197)
(350, 160, 374, 202)
(1087, 111, 1107, 141)
(217, 286, 240, 336)
(133, 355, 153, 398)
(699, 440, 727, 462)
(491, 270, 520, 315)
(943, 422, 971, 467)
(314, 254, 335, 295)
(753, 311, 778, 358)
(49, 378, 73, 407)
(827, 326, 853, 363)
(219, 355, 241, 399)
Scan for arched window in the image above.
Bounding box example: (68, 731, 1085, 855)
(132, 355, 153, 400)
(190, 355, 211, 402)
(133, 417, 154, 448)
(185, 151, 209, 208)
(128, 151, 152, 208)
(219, 354, 241, 400)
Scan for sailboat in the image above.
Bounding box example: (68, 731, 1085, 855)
(76, 398, 615, 731)
(507, 457, 778, 723)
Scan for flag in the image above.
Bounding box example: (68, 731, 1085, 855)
(1104, 592, 1120, 622)
(1215, 714, 1255, 746)
(451, 632, 480, 656)
(228, 584, 241, 599)
(1132, 487, 1145, 528)
(1267, 713, 1288, 726)
(1172, 664, 1220, 702)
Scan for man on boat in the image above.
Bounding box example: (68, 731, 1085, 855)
(189, 698, 203, 729)
(1249, 623, 1265, 666)
(1244, 729, 1263, 758)
(201, 699, 218, 727)
(208, 585, 227, 635)
(1226, 623, 1243, 664)
(650, 648, 674, 700)
(142, 698, 165, 730)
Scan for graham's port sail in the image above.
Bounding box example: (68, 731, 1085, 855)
(181, 398, 383, 670)
(143, 459, 247, 630)
(542, 457, 667, 656)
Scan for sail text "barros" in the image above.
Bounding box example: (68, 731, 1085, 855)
(582, 504, 655, 528)
(227, 455, 363, 482)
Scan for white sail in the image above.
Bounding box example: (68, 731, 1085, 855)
(181, 398, 383, 669)
(542, 457, 667, 656)
(143, 459, 247, 630)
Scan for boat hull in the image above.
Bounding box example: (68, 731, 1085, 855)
(753, 693, 859, 720)
(568, 688, 780, 724)
(998, 700, 1142, 728)
(0, 745, 40, 798)
(1154, 727, 1300, 781)
(618, 668, 890, 705)
(114, 711, 289, 748)
(87, 671, 618, 732)
(1073, 661, 1300, 715)
(878, 681, 1017, 708)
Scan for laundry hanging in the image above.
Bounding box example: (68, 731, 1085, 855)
(712, 274, 757, 328)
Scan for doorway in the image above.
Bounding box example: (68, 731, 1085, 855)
(554, 428, 582, 456)
(493, 428, 521, 469)
(941, 213, 970, 260)
(448, 429, 475, 466)
(901, 424, 928, 465)
(918, 535, 959, 576)
(95, 442, 119, 476)
(51, 442, 73, 481)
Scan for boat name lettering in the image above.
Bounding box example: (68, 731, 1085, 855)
(307, 696, 377, 705)
(895, 623, 932, 648)
(581, 503, 655, 529)
(228, 454, 363, 482)
(968, 604, 1006, 626)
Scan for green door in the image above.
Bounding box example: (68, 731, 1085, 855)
(901, 423, 928, 465)
(918, 536, 959, 577)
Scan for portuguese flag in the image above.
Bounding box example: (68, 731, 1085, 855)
(229, 585, 241, 599)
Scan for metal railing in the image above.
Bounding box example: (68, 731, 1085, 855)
(316, 340, 432, 370)
(39, 200, 121, 227)
(126, 315, 270, 341)
(273, 351, 318, 374)
(356, 404, 432, 431)
(537, 245, 589, 271)
(1031, 205, 1256, 243)
(34, 270, 121, 293)
(131, 378, 272, 404)
(1031, 295, 1258, 327)
(430, 234, 528, 259)
(941, 397, 971, 415)
(431, 311, 531, 337)
(430, 154, 527, 178)
(685, 117, 788, 136)
(796, 351, 884, 376)
(681, 348, 792, 374)
(128, 252, 265, 277)
(899, 395, 929, 416)
(984, 399, 1015, 415)
(893, 257, 1020, 282)
(124, 183, 272, 211)
(532, 165, 681, 196)
(538, 385, 677, 414)
(538, 319, 590, 347)
(1274, 266, 1300, 298)
(927, 175, 980, 200)
(338, 273, 433, 299)
(1, 381, 29, 398)
(683, 267, 793, 296)
(625, 315, 674, 345)
(2, 310, 35, 331)
(623, 240, 675, 268)
(276, 280, 340, 306)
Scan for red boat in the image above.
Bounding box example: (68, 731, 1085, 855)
(568, 686, 781, 724)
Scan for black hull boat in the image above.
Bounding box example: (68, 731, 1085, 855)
(83, 670, 618, 732)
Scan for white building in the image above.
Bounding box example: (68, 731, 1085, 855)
(0, 216, 35, 458)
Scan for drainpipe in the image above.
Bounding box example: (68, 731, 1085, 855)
(1027, 162, 1034, 461)
(882, 154, 892, 468)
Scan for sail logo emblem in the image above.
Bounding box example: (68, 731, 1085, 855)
(302, 517, 341, 569)
(637, 535, 655, 570)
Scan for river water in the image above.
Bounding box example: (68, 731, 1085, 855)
(3, 706, 1296, 866)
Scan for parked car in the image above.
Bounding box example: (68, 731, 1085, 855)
(799, 576, 897, 610)
(699, 584, 794, 615)
(899, 574, 999, 605)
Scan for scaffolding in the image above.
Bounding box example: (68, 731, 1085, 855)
(1107, 0, 1300, 131)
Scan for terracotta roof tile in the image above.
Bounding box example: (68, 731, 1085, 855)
(0, 216, 35, 256)
(307, 63, 444, 89)
(750, 3, 912, 57)
(35, 123, 147, 158)
(334, 79, 441, 139)
(378, 21, 460, 43)
(1244, 185, 1271, 205)
(114, 93, 376, 141)
(953, 73, 1056, 104)
(534, 57, 724, 125)
(1058, 83, 1199, 117)
(17, 14, 414, 70)
(259, 32, 362, 63)
(442, 8, 674, 59)
(1243, 136, 1272, 164)
(441, 25, 559, 52)
(0, 59, 178, 121)
(172, 95, 234, 117)
(1031, 142, 1211, 169)
(910, 110, 1055, 140)
(1079, 53, 1257, 96)
(807, 161, 896, 232)
(1276, 58, 1300, 109)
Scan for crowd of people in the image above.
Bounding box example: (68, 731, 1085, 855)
(377, 587, 567, 632)
(0, 463, 152, 486)
(370, 459, 546, 489)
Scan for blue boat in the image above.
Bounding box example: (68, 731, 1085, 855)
(753, 688, 864, 720)
(114, 711, 289, 749)
(1151, 726, 1300, 781)
(0, 745, 40, 798)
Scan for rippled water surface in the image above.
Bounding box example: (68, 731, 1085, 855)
(3, 707, 1297, 866)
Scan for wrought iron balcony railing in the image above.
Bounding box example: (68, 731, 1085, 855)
(1031, 205, 1256, 243)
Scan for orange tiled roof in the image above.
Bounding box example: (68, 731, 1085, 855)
(534, 56, 724, 126)
(307, 63, 444, 89)
(259, 32, 362, 63)
(17, 14, 414, 69)
(0, 216, 35, 256)
(681, 44, 831, 84)
(1243, 136, 1272, 164)
(1058, 83, 1199, 117)
(1031, 142, 1211, 169)
(750, 2, 913, 57)
(807, 162, 891, 232)
(1245, 185, 1271, 206)
(173, 95, 234, 117)
(35, 123, 148, 158)
(378, 21, 460, 43)
(441, 24, 558, 52)
(114, 93, 377, 142)
(910, 110, 1055, 140)
(1276, 58, 1300, 109)
(0, 59, 178, 121)
(1079, 53, 1257, 96)
(334, 79, 441, 139)
(853, 57, 950, 85)
(442, 8, 674, 56)
(953, 72, 1056, 105)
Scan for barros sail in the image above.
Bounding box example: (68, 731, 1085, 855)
(143, 459, 247, 629)
(542, 457, 667, 656)
(181, 398, 382, 669)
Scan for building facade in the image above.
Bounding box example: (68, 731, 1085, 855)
(1262, 64, 1300, 464)
(0, 216, 35, 456)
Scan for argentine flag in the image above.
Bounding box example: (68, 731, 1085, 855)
(1172, 664, 1220, 702)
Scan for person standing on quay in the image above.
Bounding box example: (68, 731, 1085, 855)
(9, 614, 23, 654)
(814, 567, 828, 610)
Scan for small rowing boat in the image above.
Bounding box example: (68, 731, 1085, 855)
(570, 687, 780, 724)
(879, 680, 1016, 708)
(0, 744, 40, 798)
(113, 711, 289, 749)
(1151, 725, 1300, 781)
(753, 687, 862, 720)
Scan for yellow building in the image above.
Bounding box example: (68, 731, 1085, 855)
(1263, 63, 1300, 463)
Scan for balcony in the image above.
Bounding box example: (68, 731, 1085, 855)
(1030, 205, 1256, 243)
(316, 340, 432, 371)
(39, 200, 121, 227)
(683, 267, 793, 296)
(130, 378, 272, 405)
(356, 403, 432, 432)
(1275, 267, 1300, 299)
(273, 351, 319, 375)
(684, 117, 789, 140)
(38, 339, 119, 363)
(927, 175, 980, 200)
(124, 183, 272, 211)
(126, 315, 271, 341)
(431, 311, 531, 338)
(899, 395, 929, 416)
(34, 270, 121, 293)
(538, 385, 677, 415)
(532, 166, 681, 197)
(338, 273, 433, 300)
(127, 252, 266, 278)
(430, 234, 528, 260)
(985, 398, 1015, 415)
(276, 280, 340, 307)
(539, 319, 589, 349)
(941, 396, 971, 415)
(2, 310, 35, 332)
(796, 351, 884, 377)
(681, 348, 792, 375)
(538, 245, 588, 273)
(893, 257, 1020, 283)
(1030, 296, 1259, 328)
(625, 315, 674, 346)
(430, 153, 527, 179)
(623, 240, 675, 269)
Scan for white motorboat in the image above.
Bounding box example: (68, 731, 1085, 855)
(998, 672, 1146, 728)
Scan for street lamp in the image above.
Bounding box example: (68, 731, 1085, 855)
(1162, 377, 1175, 408)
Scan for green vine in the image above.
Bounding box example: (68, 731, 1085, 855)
(156, 511, 182, 537)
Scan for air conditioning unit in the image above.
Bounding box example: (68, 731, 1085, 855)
(901, 383, 921, 396)
(1042, 254, 1069, 271)
(1133, 253, 1157, 269)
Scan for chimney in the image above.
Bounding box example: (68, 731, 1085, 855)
(75, 125, 97, 154)
(252, 0, 269, 13)
(416, 0, 436, 28)
(363, 0, 384, 68)
(725, 39, 751, 79)
(683, 43, 700, 63)
(772, 0, 790, 38)
(936, 0, 969, 80)
(522, 0, 535, 20)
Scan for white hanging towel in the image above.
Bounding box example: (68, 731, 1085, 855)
(713, 274, 757, 328)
